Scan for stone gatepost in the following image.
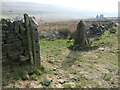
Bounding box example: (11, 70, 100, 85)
(24, 14, 40, 68)
(74, 20, 89, 47)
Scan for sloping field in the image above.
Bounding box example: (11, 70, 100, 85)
(3, 28, 118, 88)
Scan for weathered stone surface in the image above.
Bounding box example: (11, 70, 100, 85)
(7, 50, 22, 57)
(5, 36, 19, 44)
(2, 44, 10, 52)
(24, 14, 30, 27)
(18, 34, 27, 39)
(8, 22, 14, 31)
(19, 55, 29, 61)
(29, 17, 38, 27)
(32, 31, 39, 40)
(24, 14, 34, 65)
(10, 41, 22, 50)
(22, 49, 29, 56)
(19, 22, 26, 34)
(2, 40, 5, 45)
(1, 19, 7, 25)
(29, 17, 40, 67)
(21, 38, 28, 47)
(2, 14, 41, 68)
(2, 52, 7, 58)
(42, 79, 52, 86)
(9, 55, 19, 61)
(74, 20, 89, 46)
(86, 21, 115, 38)
(2, 25, 8, 31)
(14, 21, 20, 34)
(2, 35, 6, 41)
(8, 21, 14, 34)
(2, 40, 23, 58)
(2, 57, 9, 62)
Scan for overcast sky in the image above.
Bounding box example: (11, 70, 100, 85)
(2, 0, 119, 13)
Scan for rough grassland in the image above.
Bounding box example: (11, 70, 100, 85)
(39, 30, 118, 88)
(2, 24, 119, 88)
(3, 29, 118, 88)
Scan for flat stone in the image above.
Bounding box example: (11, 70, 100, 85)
(84, 74, 93, 80)
(69, 74, 77, 81)
(19, 55, 29, 61)
(58, 79, 67, 84)
(57, 76, 62, 79)
(98, 47, 104, 51)
(42, 79, 52, 86)
(5, 36, 19, 44)
(53, 68, 57, 71)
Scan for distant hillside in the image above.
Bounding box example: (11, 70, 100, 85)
(1, 2, 117, 21)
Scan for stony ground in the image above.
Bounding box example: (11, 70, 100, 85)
(2, 30, 119, 88)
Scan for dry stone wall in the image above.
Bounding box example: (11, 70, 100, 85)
(1, 14, 40, 67)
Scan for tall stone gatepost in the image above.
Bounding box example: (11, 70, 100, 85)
(74, 20, 89, 47)
(24, 14, 41, 68)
